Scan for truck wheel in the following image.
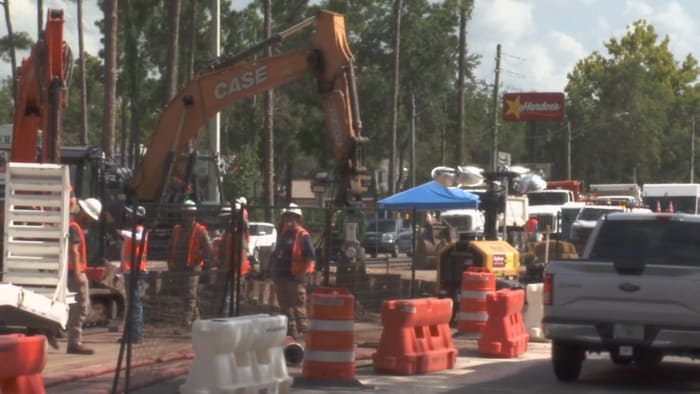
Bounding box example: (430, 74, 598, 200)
(552, 341, 584, 382)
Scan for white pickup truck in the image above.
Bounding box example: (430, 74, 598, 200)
(543, 212, 700, 382)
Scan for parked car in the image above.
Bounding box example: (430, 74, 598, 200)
(247, 222, 277, 270)
(362, 218, 412, 257)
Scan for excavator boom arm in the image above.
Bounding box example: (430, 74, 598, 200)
(11, 9, 72, 164)
(132, 10, 367, 203)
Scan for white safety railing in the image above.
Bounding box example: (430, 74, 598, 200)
(0, 162, 71, 330)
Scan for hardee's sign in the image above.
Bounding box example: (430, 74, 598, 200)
(503, 92, 565, 122)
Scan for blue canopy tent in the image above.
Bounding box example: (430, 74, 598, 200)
(378, 180, 480, 210)
(378, 181, 480, 297)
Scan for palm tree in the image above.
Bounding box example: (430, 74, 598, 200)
(165, 0, 181, 103)
(102, 0, 117, 158)
(1, 0, 18, 100)
(77, 0, 89, 144)
(389, 0, 402, 195)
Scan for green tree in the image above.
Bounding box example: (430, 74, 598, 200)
(64, 53, 105, 145)
(564, 20, 699, 184)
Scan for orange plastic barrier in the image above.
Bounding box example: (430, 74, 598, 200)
(302, 287, 356, 382)
(458, 270, 495, 333)
(373, 297, 457, 375)
(478, 289, 529, 358)
(0, 334, 47, 394)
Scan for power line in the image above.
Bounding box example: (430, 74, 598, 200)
(501, 68, 526, 79)
(501, 51, 527, 62)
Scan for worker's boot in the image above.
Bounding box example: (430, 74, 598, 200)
(67, 344, 95, 355)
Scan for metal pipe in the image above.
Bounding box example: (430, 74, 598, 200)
(283, 336, 304, 365)
(211, 15, 316, 70)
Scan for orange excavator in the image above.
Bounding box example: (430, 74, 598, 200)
(130, 9, 368, 206)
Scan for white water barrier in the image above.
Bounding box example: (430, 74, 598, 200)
(523, 283, 547, 342)
(180, 314, 292, 394)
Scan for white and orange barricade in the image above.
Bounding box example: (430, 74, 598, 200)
(458, 269, 496, 334)
(302, 287, 356, 382)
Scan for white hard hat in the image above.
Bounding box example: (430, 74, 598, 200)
(183, 199, 197, 211)
(282, 202, 302, 218)
(78, 198, 102, 221)
(236, 196, 247, 205)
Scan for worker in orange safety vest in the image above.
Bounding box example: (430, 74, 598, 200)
(119, 205, 149, 344)
(270, 203, 316, 339)
(526, 216, 539, 242)
(67, 198, 102, 355)
(166, 200, 213, 327)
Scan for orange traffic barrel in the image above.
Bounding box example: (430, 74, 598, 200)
(458, 269, 496, 333)
(302, 287, 356, 382)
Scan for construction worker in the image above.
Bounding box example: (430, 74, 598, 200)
(167, 200, 213, 327)
(271, 203, 316, 339)
(67, 197, 102, 355)
(526, 215, 539, 242)
(119, 205, 148, 344)
(215, 204, 250, 315)
(236, 196, 249, 222)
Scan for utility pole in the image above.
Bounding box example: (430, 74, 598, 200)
(389, 0, 402, 195)
(411, 94, 416, 188)
(490, 44, 501, 171)
(456, 3, 468, 165)
(207, 0, 221, 203)
(692, 117, 696, 183)
(263, 0, 274, 221)
(566, 120, 572, 179)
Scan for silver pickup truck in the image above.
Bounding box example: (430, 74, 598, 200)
(543, 212, 700, 382)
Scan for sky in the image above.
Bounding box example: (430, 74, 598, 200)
(4, 0, 700, 93)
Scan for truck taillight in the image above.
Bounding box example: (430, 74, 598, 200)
(543, 273, 553, 305)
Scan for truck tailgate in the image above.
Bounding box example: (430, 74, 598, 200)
(548, 260, 700, 328)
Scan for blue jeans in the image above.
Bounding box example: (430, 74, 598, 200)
(124, 272, 146, 340)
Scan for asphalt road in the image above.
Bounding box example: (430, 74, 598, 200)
(130, 342, 700, 394)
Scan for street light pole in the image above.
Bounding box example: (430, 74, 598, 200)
(490, 44, 501, 171)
